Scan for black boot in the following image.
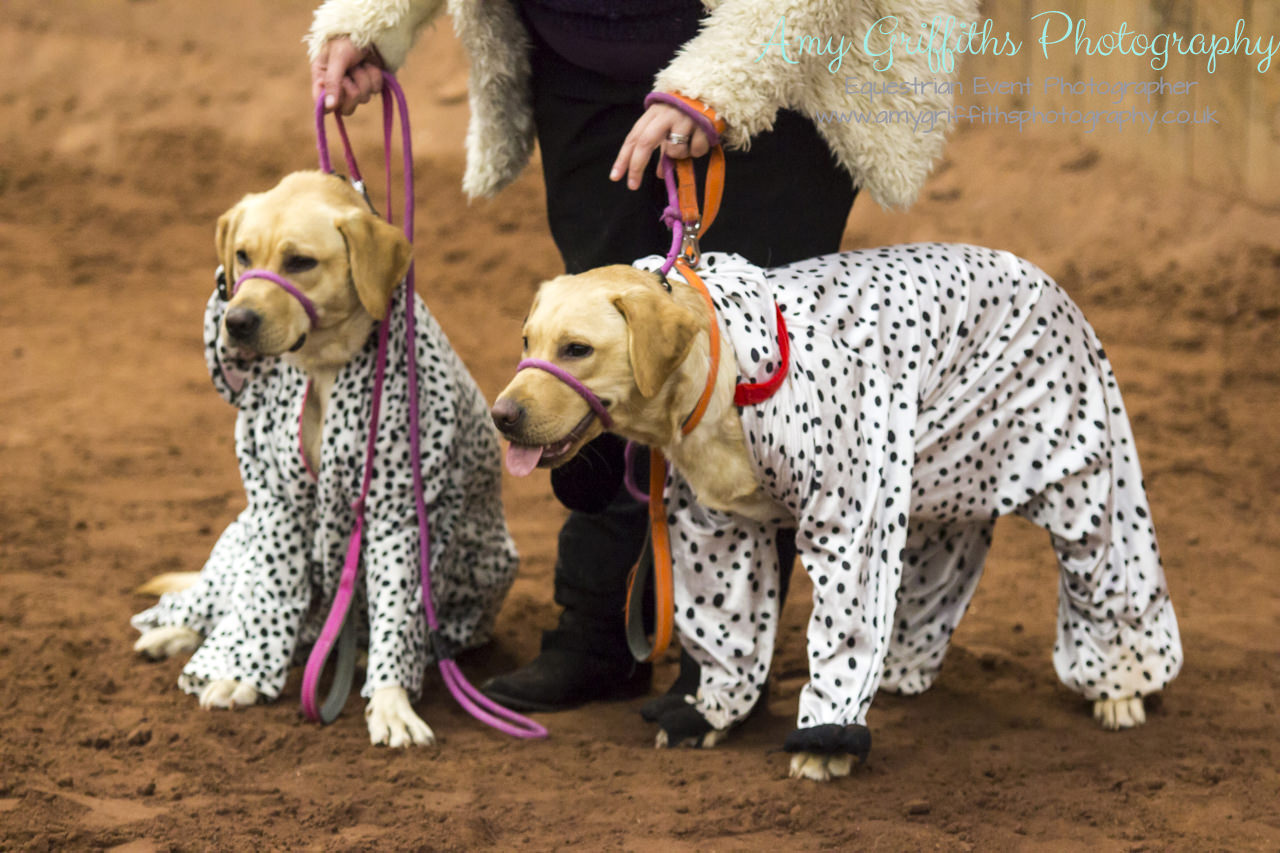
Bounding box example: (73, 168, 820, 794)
(481, 632, 652, 713)
(483, 437, 655, 712)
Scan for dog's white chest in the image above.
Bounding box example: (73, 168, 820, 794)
(301, 368, 339, 474)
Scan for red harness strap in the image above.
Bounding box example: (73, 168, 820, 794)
(733, 305, 790, 407)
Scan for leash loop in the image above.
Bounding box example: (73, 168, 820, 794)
(302, 73, 546, 739)
(624, 93, 789, 664)
(314, 98, 362, 183)
(622, 256, 721, 664)
(646, 92, 726, 276)
(621, 440, 651, 503)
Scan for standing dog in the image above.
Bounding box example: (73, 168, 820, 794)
(493, 247, 1182, 780)
(133, 172, 518, 747)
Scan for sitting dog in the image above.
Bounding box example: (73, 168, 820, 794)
(133, 171, 518, 747)
(492, 246, 1182, 780)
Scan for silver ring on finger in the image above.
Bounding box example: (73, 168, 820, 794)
(667, 132, 691, 146)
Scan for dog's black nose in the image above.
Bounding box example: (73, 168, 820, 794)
(490, 398, 525, 434)
(224, 307, 261, 342)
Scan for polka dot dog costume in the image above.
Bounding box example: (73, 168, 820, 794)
(133, 286, 518, 702)
(632, 245, 1182, 736)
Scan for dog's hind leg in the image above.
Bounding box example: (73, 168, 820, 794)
(880, 518, 994, 695)
(132, 516, 250, 641)
(1014, 324, 1182, 726)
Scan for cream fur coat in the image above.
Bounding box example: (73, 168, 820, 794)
(308, 0, 979, 208)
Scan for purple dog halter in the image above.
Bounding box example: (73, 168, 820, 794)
(232, 269, 320, 329)
(514, 359, 614, 429)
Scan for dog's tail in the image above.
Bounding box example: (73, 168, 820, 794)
(134, 572, 200, 597)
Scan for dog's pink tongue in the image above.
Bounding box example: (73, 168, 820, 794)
(505, 443, 544, 477)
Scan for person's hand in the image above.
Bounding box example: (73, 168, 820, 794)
(310, 36, 385, 115)
(610, 103, 713, 190)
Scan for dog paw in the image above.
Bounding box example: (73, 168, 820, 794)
(782, 724, 871, 781)
(652, 703, 726, 749)
(789, 752, 855, 782)
(134, 625, 201, 660)
(199, 679, 260, 710)
(1093, 696, 1146, 730)
(365, 686, 435, 748)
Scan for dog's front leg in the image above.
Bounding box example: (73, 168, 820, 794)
(199, 679, 261, 710)
(652, 701, 729, 749)
(784, 724, 872, 781)
(365, 686, 435, 747)
(134, 625, 202, 660)
(361, 519, 438, 748)
(656, 486, 782, 749)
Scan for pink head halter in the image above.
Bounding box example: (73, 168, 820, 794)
(515, 359, 614, 428)
(232, 269, 320, 329)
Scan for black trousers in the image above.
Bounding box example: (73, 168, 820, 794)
(529, 44, 858, 661)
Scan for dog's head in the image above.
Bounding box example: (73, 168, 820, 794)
(214, 171, 412, 361)
(493, 265, 704, 473)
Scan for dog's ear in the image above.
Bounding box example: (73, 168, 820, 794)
(612, 288, 703, 398)
(214, 203, 246, 284)
(335, 210, 413, 320)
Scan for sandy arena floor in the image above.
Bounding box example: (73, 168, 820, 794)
(2, 1, 1278, 850)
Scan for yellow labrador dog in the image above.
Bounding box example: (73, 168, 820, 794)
(134, 171, 518, 747)
(493, 250, 1180, 780)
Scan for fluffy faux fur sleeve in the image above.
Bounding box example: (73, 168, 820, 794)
(306, 0, 445, 70)
(307, 0, 533, 200)
(654, 0, 980, 208)
(306, 0, 974, 206)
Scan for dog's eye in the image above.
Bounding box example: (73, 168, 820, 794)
(283, 255, 318, 274)
(561, 343, 594, 359)
(235, 250, 249, 267)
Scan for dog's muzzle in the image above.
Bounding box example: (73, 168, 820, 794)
(498, 359, 613, 477)
(229, 268, 320, 329)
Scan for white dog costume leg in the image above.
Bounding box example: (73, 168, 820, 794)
(663, 478, 783, 735)
(879, 519, 995, 695)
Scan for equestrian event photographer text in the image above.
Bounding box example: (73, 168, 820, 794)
(819, 77, 1218, 135)
(755, 12, 1279, 75)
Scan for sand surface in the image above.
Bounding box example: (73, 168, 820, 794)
(2, 1, 1278, 849)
